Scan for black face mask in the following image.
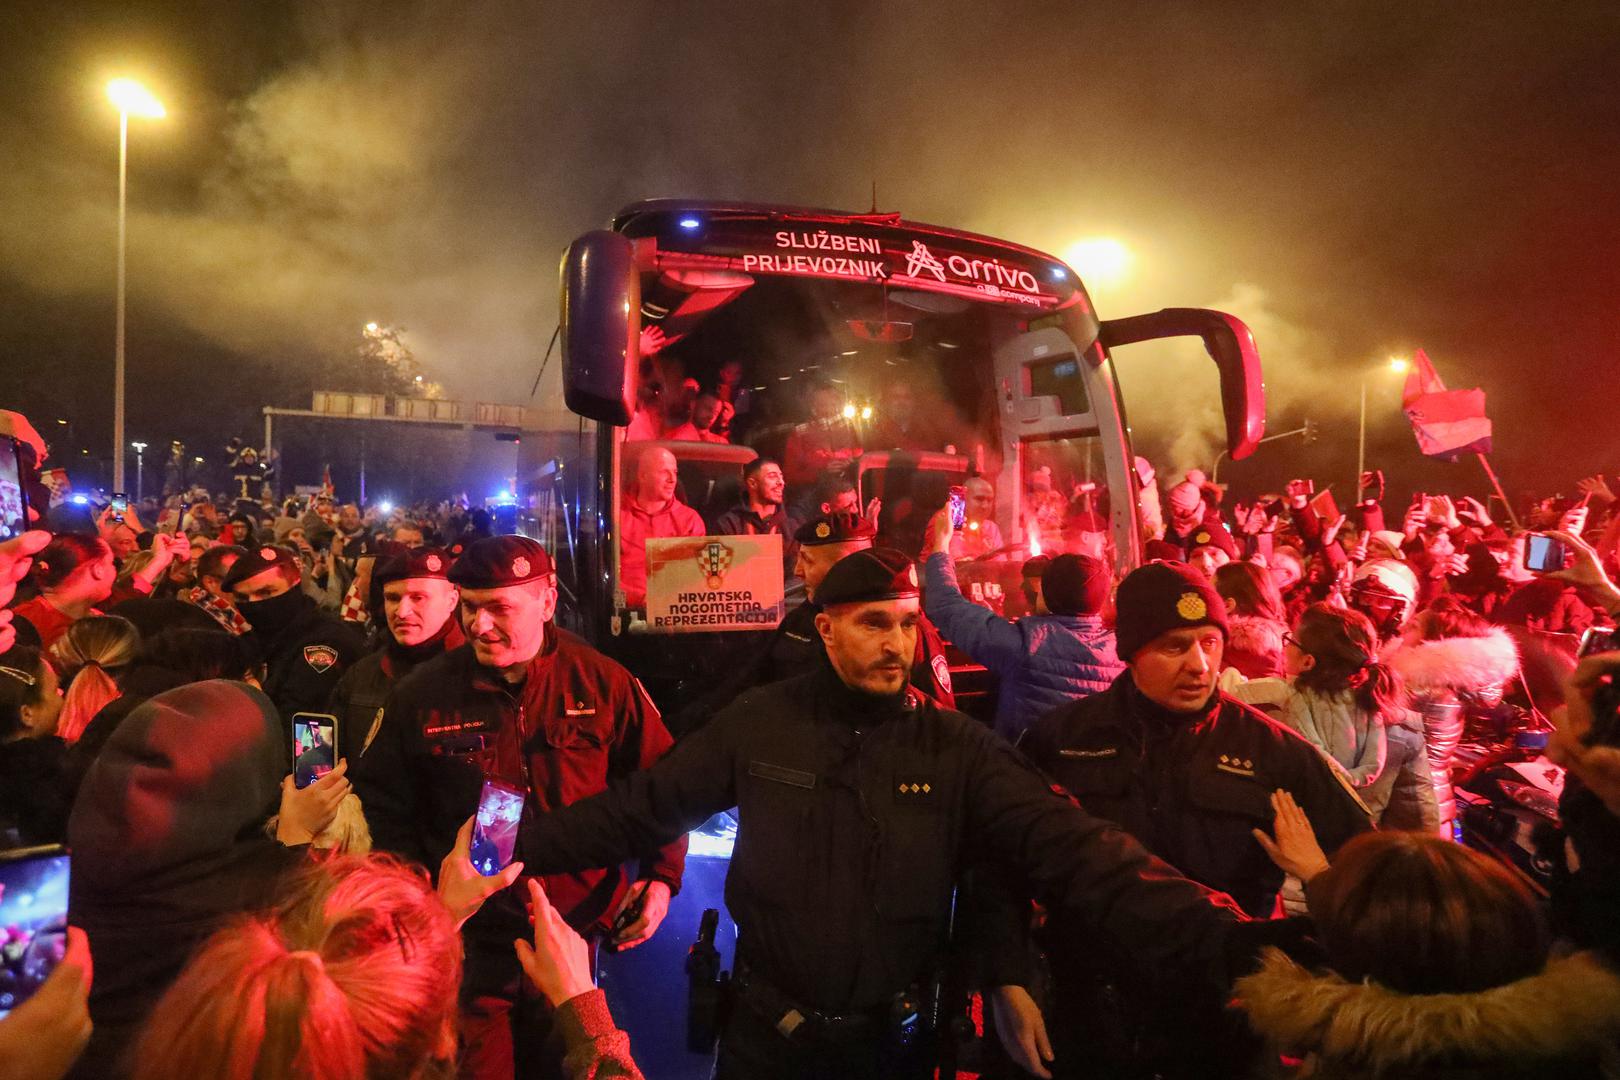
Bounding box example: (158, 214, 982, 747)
(237, 587, 310, 638)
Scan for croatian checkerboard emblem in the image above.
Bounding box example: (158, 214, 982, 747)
(259, 547, 278, 561)
(1176, 592, 1207, 620)
(697, 540, 734, 587)
(511, 556, 531, 578)
(425, 554, 443, 572)
(303, 644, 338, 673)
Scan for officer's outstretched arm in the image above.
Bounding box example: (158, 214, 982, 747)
(962, 730, 1246, 991)
(519, 705, 740, 875)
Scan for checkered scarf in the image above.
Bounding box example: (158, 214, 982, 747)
(184, 587, 251, 636)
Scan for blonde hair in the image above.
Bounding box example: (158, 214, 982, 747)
(51, 615, 139, 742)
(132, 854, 461, 1080)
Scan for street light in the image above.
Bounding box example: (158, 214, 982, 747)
(106, 78, 165, 493)
(1062, 238, 1133, 290)
(130, 441, 148, 502)
(1357, 357, 1409, 502)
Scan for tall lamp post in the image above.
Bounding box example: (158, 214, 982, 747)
(130, 441, 148, 502)
(106, 78, 165, 493)
(1357, 356, 1409, 503)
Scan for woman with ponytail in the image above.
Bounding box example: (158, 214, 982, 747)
(51, 615, 140, 743)
(11, 534, 116, 651)
(0, 645, 70, 845)
(1233, 602, 1440, 832)
(132, 854, 645, 1080)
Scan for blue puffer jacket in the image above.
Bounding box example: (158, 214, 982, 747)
(923, 552, 1124, 741)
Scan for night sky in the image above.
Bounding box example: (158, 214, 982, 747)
(1, 1, 1615, 504)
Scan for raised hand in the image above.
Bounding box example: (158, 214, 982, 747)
(1252, 790, 1331, 883)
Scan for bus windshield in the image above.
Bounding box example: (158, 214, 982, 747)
(619, 250, 1122, 621)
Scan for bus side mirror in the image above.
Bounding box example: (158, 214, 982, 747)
(1099, 308, 1266, 460)
(560, 230, 641, 426)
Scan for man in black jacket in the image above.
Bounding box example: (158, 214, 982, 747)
(326, 545, 463, 763)
(224, 545, 367, 719)
(510, 549, 1282, 1080)
(980, 561, 1372, 1080)
(676, 512, 953, 734)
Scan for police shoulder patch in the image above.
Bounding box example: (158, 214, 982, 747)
(303, 644, 339, 673)
(931, 653, 953, 695)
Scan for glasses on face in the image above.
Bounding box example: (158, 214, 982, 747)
(1281, 632, 1299, 649)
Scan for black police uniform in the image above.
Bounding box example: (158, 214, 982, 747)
(253, 594, 368, 720)
(511, 551, 1262, 1080)
(326, 547, 463, 763)
(984, 674, 1373, 1079)
(678, 515, 955, 731)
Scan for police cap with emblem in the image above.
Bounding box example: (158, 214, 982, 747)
(373, 545, 454, 589)
(1113, 560, 1228, 661)
(445, 535, 553, 589)
(815, 547, 919, 607)
(221, 544, 301, 590)
(792, 511, 876, 547)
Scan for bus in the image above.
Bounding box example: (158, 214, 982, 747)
(525, 199, 1265, 1076)
(527, 198, 1263, 722)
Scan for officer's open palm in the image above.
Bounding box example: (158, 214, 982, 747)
(438, 815, 525, 929)
(609, 879, 671, 950)
(990, 984, 1053, 1078)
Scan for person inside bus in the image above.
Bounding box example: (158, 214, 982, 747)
(950, 476, 1008, 560)
(620, 445, 704, 608)
(866, 380, 943, 452)
(714, 458, 789, 537)
(691, 390, 731, 443)
(783, 380, 862, 485)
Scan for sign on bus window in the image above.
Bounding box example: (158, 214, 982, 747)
(644, 534, 785, 633)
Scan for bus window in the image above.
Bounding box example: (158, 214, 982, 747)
(1022, 435, 1114, 564)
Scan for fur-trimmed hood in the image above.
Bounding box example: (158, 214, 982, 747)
(1385, 626, 1519, 694)
(1238, 949, 1620, 1078)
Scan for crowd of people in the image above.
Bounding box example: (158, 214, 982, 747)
(1, 395, 1619, 1080)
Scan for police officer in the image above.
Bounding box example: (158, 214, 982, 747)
(326, 546, 463, 764)
(351, 534, 686, 1080)
(981, 561, 1372, 1080)
(224, 544, 367, 718)
(509, 548, 1285, 1080)
(679, 512, 954, 732)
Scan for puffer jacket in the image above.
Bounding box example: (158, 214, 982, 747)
(923, 552, 1124, 740)
(1238, 948, 1620, 1079)
(1226, 678, 1439, 833)
(1386, 627, 1520, 832)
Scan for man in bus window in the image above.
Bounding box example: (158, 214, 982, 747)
(715, 458, 789, 537)
(783, 380, 861, 485)
(620, 445, 704, 608)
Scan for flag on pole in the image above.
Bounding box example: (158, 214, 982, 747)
(1401, 349, 1493, 460)
(321, 464, 335, 498)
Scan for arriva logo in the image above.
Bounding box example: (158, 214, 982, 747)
(904, 241, 1041, 296)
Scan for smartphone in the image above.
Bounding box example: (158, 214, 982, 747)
(0, 436, 29, 542)
(1578, 626, 1619, 660)
(1522, 533, 1568, 574)
(468, 779, 526, 877)
(0, 845, 71, 1018)
(1308, 488, 1339, 523)
(110, 491, 128, 523)
(290, 712, 338, 789)
(947, 485, 967, 530)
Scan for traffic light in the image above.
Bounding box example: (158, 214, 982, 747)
(1303, 418, 1320, 444)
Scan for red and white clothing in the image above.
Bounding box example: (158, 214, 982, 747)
(619, 494, 705, 608)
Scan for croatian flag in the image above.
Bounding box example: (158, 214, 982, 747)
(1401, 349, 1493, 460)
